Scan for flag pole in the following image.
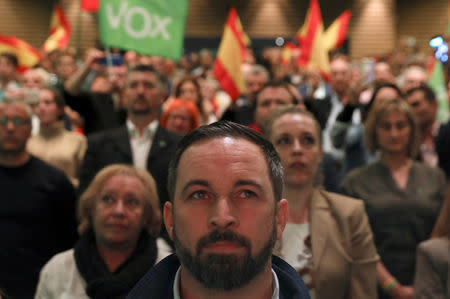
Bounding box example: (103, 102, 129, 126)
(75, 0, 82, 60)
(105, 46, 115, 82)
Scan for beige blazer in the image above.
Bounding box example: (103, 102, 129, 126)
(275, 189, 379, 299)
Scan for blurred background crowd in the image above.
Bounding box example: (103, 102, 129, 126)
(0, 0, 450, 298)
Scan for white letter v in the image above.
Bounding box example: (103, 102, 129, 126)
(106, 1, 128, 29)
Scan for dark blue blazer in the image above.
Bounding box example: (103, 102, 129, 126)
(126, 254, 311, 299)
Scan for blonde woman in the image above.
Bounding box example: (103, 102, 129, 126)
(265, 106, 379, 299)
(35, 165, 171, 299)
(341, 98, 446, 299)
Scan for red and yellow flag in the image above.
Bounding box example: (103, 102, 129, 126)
(0, 35, 41, 73)
(213, 7, 250, 100)
(281, 42, 298, 66)
(81, 0, 100, 12)
(296, 0, 329, 77)
(42, 5, 71, 53)
(323, 10, 352, 52)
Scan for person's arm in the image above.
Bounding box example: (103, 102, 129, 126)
(413, 242, 447, 299)
(53, 175, 78, 250)
(34, 260, 55, 299)
(74, 135, 87, 185)
(348, 201, 379, 299)
(64, 48, 104, 95)
(77, 133, 103, 196)
(377, 261, 414, 299)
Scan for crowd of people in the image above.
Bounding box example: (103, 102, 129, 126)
(0, 39, 449, 298)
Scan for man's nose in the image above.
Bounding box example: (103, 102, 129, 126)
(209, 197, 237, 229)
(6, 119, 15, 131)
(136, 83, 146, 94)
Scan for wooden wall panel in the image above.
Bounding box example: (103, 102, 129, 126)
(350, 0, 396, 58)
(0, 0, 447, 59)
(0, 0, 98, 57)
(186, 0, 352, 38)
(397, 0, 447, 53)
(0, 0, 53, 48)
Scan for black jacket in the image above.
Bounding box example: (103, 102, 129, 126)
(126, 254, 311, 299)
(78, 125, 181, 210)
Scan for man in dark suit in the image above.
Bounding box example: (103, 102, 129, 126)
(78, 65, 181, 214)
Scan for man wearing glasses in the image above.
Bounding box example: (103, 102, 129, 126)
(0, 99, 77, 298)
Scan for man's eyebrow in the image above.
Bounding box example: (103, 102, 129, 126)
(234, 180, 265, 192)
(181, 180, 210, 195)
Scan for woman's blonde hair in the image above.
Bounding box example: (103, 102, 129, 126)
(78, 164, 161, 237)
(364, 98, 419, 157)
(431, 186, 450, 239)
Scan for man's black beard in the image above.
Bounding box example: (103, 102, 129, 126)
(173, 223, 277, 291)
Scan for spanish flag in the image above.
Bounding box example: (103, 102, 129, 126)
(81, 0, 99, 12)
(281, 42, 298, 66)
(213, 7, 250, 100)
(323, 10, 352, 52)
(42, 5, 71, 53)
(0, 35, 41, 73)
(296, 0, 329, 76)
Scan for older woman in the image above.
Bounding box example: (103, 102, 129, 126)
(414, 188, 450, 299)
(27, 87, 86, 186)
(35, 165, 171, 299)
(265, 106, 379, 299)
(160, 98, 200, 135)
(341, 98, 446, 299)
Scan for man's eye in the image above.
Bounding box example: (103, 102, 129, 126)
(239, 190, 257, 199)
(190, 190, 208, 200)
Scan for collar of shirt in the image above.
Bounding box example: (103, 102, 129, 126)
(126, 119, 158, 141)
(172, 266, 280, 299)
(431, 120, 441, 138)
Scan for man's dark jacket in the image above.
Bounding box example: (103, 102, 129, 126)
(78, 125, 181, 211)
(126, 254, 311, 299)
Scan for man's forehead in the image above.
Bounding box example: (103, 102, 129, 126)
(408, 89, 425, 99)
(258, 87, 290, 100)
(331, 59, 349, 72)
(246, 73, 266, 83)
(175, 137, 273, 193)
(129, 70, 156, 80)
(0, 103, 29, 116)
(177, 137, 267, 173)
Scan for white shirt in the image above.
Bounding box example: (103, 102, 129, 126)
(126, 119, 158, 169)
(279, 223, 315, 299)
(172, 266, 280, 299)
(323, 92, 360, 161)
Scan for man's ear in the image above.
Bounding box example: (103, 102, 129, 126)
(275, 199, 288, 240)
(163, 201, 174, 240)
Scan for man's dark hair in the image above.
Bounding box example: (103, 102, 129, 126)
(406, 84, 436, 104)
(127, 64, 163, 89)
(255, 80, 298, 105)
(0, 53, 18, 68)
(364, 82, 403, 120)
(167, 121, 284, 203)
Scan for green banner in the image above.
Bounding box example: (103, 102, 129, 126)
(98, 0, 188, 60)
(428, 60, 449, 122)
